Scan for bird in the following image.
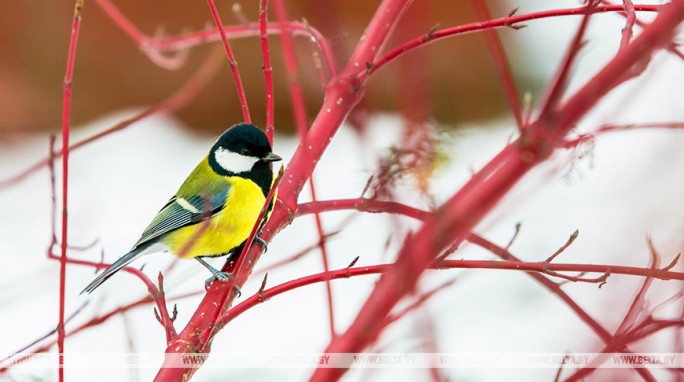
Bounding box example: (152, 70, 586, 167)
(81, 123, 281, 294)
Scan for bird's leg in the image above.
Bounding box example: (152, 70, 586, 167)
(195, 257, 241, 297)
(255, 233, 268, 253)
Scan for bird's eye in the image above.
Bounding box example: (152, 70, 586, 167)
(241, 148, 252, 156)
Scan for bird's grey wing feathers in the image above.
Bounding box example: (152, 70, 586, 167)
(134, 189, 229, 248)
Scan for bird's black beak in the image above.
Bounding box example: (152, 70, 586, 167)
(262, 152, 282, 162)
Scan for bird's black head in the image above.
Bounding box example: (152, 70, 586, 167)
(216, 123, 272, 158)
(209, 123, 281, 175)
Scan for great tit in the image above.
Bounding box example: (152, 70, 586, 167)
(81, 123, 281, 294)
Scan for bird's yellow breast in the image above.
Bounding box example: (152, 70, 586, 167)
(164, 177, 266, 258)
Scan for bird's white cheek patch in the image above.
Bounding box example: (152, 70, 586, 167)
(215, 147, 259, 173)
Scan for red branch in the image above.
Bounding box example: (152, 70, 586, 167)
(57, 1, 84, 378)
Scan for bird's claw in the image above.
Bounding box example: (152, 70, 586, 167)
(204, 271, 242, 297)
(255, 236, 268, 253)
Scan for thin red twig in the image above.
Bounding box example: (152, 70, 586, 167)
(384, 278, 458, 326)
(259, 0, 275, 142)
(154, 273, 178, 342)
(545, 229, 580, 263)
(206, 0, 251, 123)
(254, 230, 341, 276)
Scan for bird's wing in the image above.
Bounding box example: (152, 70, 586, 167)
(133, 183, 230, 248)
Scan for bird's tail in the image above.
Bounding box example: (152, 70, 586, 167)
(80, 245, 149, 294)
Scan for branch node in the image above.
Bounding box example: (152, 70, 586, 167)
(365, 61, 373, 75)
(426, 23, 441, 40)
(545, 229, 579, 263)
(506, 22, 526, 31)
(506, 222, 522, 249)
(346, 256, 360, 277)
(662, 253, 681, 273)
(153, 307, 162, 324)
(258, 273, 269, 302)
(597, 270, 611, 288)
(157, 272, 165, 294)
(508, 6, 520, 17)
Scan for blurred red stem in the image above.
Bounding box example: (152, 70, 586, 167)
(604, 0, 684, 59)
(271, 2, 335, 333)
(95, 0, 337, 77)
(620, 0, 637, 52)
(563, 122, 684, 148)
(538, 4, 594, 118)
(471, 0, 524, 131)
(309, 180, 336, 337)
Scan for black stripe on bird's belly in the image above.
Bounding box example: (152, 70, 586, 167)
(241, 161, 273, 197)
